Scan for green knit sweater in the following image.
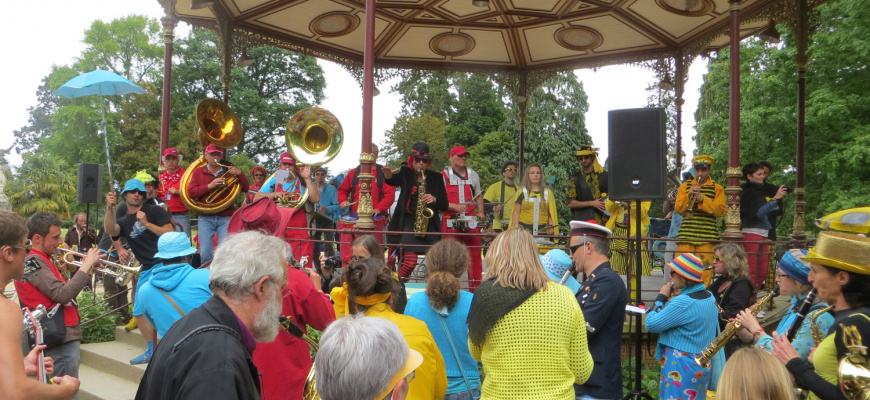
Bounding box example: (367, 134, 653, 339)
(468, 282, 593, 400)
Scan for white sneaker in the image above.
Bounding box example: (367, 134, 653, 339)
(756, 311, 766, 319)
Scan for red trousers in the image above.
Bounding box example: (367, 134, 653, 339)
(441, 222, 482, 290)
(743, 233, 770, 292)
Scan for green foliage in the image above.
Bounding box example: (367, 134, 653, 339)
(77, 291, 119, 344)
(7, 154, 77, 219)
(694, 0, 870, 236)
(381, 114, 450, 171)
(622, 359, 661, 399)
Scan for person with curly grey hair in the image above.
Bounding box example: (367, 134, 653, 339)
(135, 231, 288, 400)
(316, 314, 422, 400)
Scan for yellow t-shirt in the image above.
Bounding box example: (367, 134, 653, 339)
(483, 181, 519, 231)
(807, 334, 839, 400)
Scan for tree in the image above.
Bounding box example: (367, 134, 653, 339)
(694, 0, 870, 236)
(381, 114, 449, 171)
(391, 71, 455, 120)
(76, 15, 164, 83)
(173, 28, 327, 166)
(7, 154, 77, 219)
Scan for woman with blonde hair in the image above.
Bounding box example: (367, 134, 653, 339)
(510, 164, 558, 235)
(406, 239, 480, 400)
(342, 257, 447, 400)
(717, 347, 796, 400)
(707, 242, 754, 358)
(467, 228, 592, 400)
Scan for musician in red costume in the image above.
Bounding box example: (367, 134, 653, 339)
(440, 146, 485, 289)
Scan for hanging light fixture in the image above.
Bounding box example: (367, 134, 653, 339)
(472, 0, 490, 7)
(190, 0, 214, 10)
(236, 48, 254, 67)
(759, 20, 781, 44)
(373, 87, 381, 97)
(658, 73, 675, 91)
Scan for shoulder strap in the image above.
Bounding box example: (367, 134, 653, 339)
(436, 314, 475, 396)
(158, 288, 187, 317)
(172, 323, 243, 354)
(498, 181, 506, 221)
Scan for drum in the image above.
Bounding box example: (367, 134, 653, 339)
(338, 213, 387, 263)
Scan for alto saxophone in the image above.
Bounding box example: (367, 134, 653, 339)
(413, 168, 434, 238)
(810, 305, 835, 346)
(695, 286, 780, 367)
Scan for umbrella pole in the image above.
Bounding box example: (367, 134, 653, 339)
(98, 91, 114, 188)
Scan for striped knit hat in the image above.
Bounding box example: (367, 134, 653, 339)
(669, 253, 704, 282)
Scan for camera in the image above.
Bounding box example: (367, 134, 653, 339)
(784, 186, 794, 194)
(324, 255, 343, 269)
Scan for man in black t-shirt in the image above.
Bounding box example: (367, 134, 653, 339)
(104, 179, 173, 365)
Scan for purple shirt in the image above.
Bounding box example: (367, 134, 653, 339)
(235, 315, 258, 353)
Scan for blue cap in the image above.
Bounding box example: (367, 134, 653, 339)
(121, 179, 147, 196)
(154, 232, 197, 260)
(540, 249, 580, 294)
(778, 249, 811, 286)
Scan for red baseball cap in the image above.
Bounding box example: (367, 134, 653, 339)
(280, 152, 296, 164)
(450, 145, 469, 157)
(163, 148, 179, 157)
(205, 143, 223, 155)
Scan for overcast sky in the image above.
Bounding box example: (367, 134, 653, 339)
(1, 0, 705, 174)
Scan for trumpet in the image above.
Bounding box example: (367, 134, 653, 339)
(56, 248, 140, 286)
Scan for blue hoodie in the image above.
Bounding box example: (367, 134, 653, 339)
(138, 263, 212, 338)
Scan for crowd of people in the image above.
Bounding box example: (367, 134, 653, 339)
(2, 141, 868, 400)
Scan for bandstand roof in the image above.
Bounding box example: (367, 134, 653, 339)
(163, 0, 806, 76)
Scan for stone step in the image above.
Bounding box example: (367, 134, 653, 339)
(80, 341, 148, 383)
(115, 325, 148, 348)
(78, 363, 139, 400)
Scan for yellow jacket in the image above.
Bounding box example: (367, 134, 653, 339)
(469, 282, 593, 400)
(365, 303, 448, 400)
(674, 178, 726, 218)
(604, 200, 651, 235)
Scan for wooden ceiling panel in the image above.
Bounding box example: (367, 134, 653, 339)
(627, 1, 717, 41)
(505, 0, 561, 14)
(383, 26, 453, 60)
(452, 29, 512, 64)
(319, 13, 393, 53)
(231, 0, 273, 14)
(568, 15, 658, 52)
(253, 1, 355, 38)
(437, 0, 493, 21)
(523, 24, 589, 64)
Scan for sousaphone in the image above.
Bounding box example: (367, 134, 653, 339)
(266, 107, 343, 209)
(179, 99, 244, 214)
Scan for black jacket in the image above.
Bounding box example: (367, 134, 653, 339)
(385, 166, 449, 252)
(135, 296, 262, 400)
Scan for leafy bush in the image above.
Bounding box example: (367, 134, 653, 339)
(622, 359, 661, 400)
(76, 291, 119, 344)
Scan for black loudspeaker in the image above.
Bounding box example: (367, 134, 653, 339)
(608, 108, 667, 200)
(77, 163, 104, 204)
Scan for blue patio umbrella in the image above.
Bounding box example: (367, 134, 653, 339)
(54, 70, 146, 186)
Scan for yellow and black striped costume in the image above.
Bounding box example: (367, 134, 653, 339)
(676, 182, 722, 244)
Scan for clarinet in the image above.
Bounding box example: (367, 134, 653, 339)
(786, 288, 819, 341)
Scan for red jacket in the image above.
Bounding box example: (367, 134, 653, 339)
(186, 165, 250, 217)
(253, 267, 335, 399)
(337, 165, 395, 214)
(158, 168, 189, 213)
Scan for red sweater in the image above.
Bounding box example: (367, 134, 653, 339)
(186, 165, 250, 217)
(337, 166, 395, 214)
(253, 267, 335, 399)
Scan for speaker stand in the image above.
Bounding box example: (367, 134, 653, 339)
(622, 199, 654, 400)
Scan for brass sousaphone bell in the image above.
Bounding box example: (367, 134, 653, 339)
(179, 99, 244, 214)
(266, 107, 343, 209)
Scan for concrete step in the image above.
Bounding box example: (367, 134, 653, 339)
(114, 325, 148, 348)
(78, 363, 139, 400)
(80, 341, 148, 383)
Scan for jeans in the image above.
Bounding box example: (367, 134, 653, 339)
(46, 339, 81, 399)
(198, 214, 230, 264)
(172, 213, 191, 239)
(444, 388, 480, 400)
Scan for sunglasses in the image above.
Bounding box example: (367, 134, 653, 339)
(569, 242, 588, 255)
(3, 239, 32, 252)
(413, 157, 428, 163)
(504, 167, 517, 172)
(253, 173, 265, 177)
(577, 155, 594, 160)
(208, 152, 223, 157)
(714, 256, 724, 262)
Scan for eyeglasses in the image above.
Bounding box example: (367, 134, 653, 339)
(714, 256, 724, 262)
(776, 272, 789, 278)
(504, 167, 517, 172)
(669, 269, 677, 276)
(5, 239, 32, 252)
(208, 152, 223, 157)
(253, 174, 265, 177)
(349, 255, 365, 263)
(314, 173, 326, 176)
(403, 372, 416, 386)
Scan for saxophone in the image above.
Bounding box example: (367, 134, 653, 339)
(695, 286, 780, 367)
(810, 305, 835, 346)
(413, 168, 434, 238)
(279, 316, 321, 400)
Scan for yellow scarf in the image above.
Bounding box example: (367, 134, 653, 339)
(330, 283, 392, 318)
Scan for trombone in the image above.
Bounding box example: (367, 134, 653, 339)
(56, 248, 140, 286)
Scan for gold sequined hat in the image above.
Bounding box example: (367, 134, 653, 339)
(802, 231, 870, 275)
(692, 155, 715, 167)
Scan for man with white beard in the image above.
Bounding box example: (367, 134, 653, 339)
(135, 231, 289, 400)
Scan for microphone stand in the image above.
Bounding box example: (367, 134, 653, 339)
(623, 199, 653, 400)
